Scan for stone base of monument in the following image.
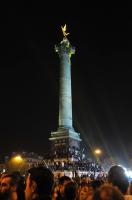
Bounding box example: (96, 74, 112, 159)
(49, 128, 81, 159)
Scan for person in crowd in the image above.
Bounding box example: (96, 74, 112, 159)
(108, 165, 131, 199)
(93, 184, 124, 200)
(91, 180, 104, 191)
(55, 176, 71, 200)
(64, 181, 78, 200)
(52, 184, 60, 200)
(12, 172, 25, 200)
(108, 165, 126, 182)
(79, 182, 93, 200)
(25, 166, 54, 200)
(0, 173, 8, 191)
(0, 174, 18, 200)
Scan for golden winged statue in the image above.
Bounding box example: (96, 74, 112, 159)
(61, 24, 70, 38)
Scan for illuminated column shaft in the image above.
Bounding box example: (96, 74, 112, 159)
(59, 53, 72, 128)
(55, 38, 75, 129)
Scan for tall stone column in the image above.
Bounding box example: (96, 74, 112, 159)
(49, 27, 81, 159)
(55, 38, 75, 130)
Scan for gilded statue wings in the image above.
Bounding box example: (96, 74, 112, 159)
(61, 24, 70, 38)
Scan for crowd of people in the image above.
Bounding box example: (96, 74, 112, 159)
(46, 161, 102, 173)
(0, 164, 132, 200)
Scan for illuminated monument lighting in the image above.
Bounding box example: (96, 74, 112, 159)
(49, 25, 81, 159)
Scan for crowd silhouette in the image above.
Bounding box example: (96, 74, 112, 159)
(0, 165, 132, 200)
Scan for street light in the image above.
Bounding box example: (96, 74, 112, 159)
(94, 149, 102, 155)
(94, 149, 102, 164)
(12, 155, 23, 163)
(7, 155, 27, 173)
(10, 155, 26, 173)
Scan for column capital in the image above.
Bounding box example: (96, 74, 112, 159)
(55, 38, 75, 57)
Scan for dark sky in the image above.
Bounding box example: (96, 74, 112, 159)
(0, 5, 132, 164)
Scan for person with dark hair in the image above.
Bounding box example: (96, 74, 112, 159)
(108, 165, 125, 183)
(79, 182, 93, 200)
(64, 181, 78, 200)
(0, 174, 18, 200)
(58, 176, 71, 185)
(108, 165, 130, 196)
(55, 176, 71, 200)
(91, 180, 104, 191)
(93, 184, 124, 200)
(25, 166, 54, 200)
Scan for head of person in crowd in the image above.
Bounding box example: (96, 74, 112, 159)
(91, 180, 104, 191)
(108, 165, 129, 195)
(0, 174, 18, 200)
(25, 166, 54, 200)
(108, 165, 125, 182)
(57, 176, 71, 198)
(93, 184, 124, 200)
(11, 171, 25, 200)
(64, 181, 78, 200)
(79, 182, 93, 200)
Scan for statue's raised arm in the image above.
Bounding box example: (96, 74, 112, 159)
(61, 24, 70, 38)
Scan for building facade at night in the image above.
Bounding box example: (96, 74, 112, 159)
(5, 152, 45, 173)
(49, 26, 81, 160)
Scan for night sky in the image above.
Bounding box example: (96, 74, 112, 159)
(0, 5, 132, 164)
